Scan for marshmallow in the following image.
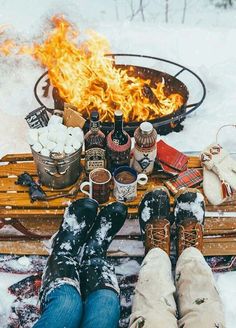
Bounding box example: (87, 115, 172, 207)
(72, 127, 84, 139)
(48, 115, 63, 125)
(64, 145, 74, 155)
(72, 140, 81, 150)
(67, 127, 74, 136)
(56, 123, 67, 133)
(48, 130, 58, 143)
(39, 133, 49, 148)
(56, 133, 67, 145)
(38, 126, 48, 135)
(47, 141, 57, 151)
(41, 148, 50, 157)
(65, 135, 74, 147)
(32, 142, 43, 153)
(53, 143, 64, 154)
(27, 129, 38, 145)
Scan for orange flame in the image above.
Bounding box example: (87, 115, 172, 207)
(0, 17, 184, 122)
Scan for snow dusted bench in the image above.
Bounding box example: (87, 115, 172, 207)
(0, 153, 236, 257)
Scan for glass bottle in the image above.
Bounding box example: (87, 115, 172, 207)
(106, 110, 131, 172)
(132, 122, 157, 175)
(84, 111, 106, 173)
(111, 110, 129, 145)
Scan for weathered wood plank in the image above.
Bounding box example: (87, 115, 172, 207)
(1, 218, 236, 242)
(0, 236, 235, 256)
(0, 163, 37, 177)
(0, 153, 33, 162)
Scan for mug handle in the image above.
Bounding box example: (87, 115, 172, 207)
(80, 181, 92, 197)
(137, 173, 148, 185)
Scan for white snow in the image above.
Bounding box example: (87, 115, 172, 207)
(96, 216, 112, 245)
(17, 256, 32, 268)
(115, 259, 140, 276)
(174, 192, 205, 224)
(1, 0, 236, 327)
(62, 207, 86, 234)
(141, 200, 151, 222)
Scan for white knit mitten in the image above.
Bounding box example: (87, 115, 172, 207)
(201, 144, 236, 204)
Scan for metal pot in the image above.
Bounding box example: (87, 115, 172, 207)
(31, 147, 82, 189)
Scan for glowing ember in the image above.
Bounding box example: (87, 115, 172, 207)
(0, 17, 184, 122)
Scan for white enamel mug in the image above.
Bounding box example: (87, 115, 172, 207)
(113, 166, 148, 202)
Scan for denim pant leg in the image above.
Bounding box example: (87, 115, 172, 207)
(33, 284, 83, 328)
(81, 289, 120, 328)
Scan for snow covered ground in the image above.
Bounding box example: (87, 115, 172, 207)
(1, 0, 236, 327)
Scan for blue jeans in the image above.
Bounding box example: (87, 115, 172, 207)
(33, 284, 120, 328)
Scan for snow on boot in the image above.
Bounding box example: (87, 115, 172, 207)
(80, 202, 128, 298)
(39, 198, 98, 307)
(138, 187, 171, 255)
(173, 188, 205, 256)
(173, 188, 205, 226)
(52, 198, 99, 256)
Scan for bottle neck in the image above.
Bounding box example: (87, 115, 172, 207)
(114, 118, 123, 133)
(90, 120, 100, 132)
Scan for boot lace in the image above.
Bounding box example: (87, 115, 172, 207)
(146, 223, 169, 248)
(182, 227, 199, 248)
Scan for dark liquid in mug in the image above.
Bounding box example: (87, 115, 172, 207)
(91, 170, 110, 183)
(115, 171, 136, 184)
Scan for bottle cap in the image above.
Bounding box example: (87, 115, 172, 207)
(91, 111, 99, 121)
(140, 122, 153, 135)
(114, 110, 123, 117)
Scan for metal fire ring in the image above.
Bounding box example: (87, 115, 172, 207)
(34, 53, 206, 128)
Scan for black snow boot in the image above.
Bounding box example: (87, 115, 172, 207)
(138, 186, 171, 235)
(40, 198, 99, 307)
(80, 202, 128, 298)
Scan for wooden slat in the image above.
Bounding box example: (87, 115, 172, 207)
(0, 208, 64, 219)
(0, 162, 37, 177)
(1, 217, 236, 239)
(0, 153, 33, 162)
(0, 236, 235, 256)
(0, 177, 72, 193)
(0, 193, 235, 212)
(0, 176, 159, 193)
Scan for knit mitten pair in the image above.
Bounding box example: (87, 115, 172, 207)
(201, 144, 236, 205)
(40, 199, 128, 307)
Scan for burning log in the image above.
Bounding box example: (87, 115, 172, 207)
(142, 83, 161, 107)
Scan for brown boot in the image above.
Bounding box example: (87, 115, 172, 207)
(173, 188, 205, 256)
(177, 219, 203, 256)
(145, 219, 170, 255)
(138, 187, 171, 255)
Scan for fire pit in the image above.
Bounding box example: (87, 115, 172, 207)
(34, 54, 206, 135)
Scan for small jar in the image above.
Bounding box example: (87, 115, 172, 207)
(132, 122, 157, 175)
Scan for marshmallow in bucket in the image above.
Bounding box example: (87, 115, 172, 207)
(27, 115, 84, 157)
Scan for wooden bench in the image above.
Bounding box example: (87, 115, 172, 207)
(0, 153, 236, 257)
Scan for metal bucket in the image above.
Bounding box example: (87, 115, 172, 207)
(31, 147, 82, 189)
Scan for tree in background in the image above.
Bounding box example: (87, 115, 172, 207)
(211, 0, 234, 8)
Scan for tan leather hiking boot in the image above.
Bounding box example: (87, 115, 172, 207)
(138, 187, 171, 256)
(177, 219, 203, 256)
(145, 218, 170, 255)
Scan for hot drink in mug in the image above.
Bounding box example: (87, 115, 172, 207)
(80, 168, 111, 204)
(113, 166, 148, 202)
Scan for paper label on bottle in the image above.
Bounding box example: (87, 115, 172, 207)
(133, 146, 157, 174)
(85, 148, 106, 171)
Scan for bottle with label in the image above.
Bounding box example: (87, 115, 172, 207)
(132, 122, 157, 175)
(84, 111, 106, 173)
(106, 110, 131, 172)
